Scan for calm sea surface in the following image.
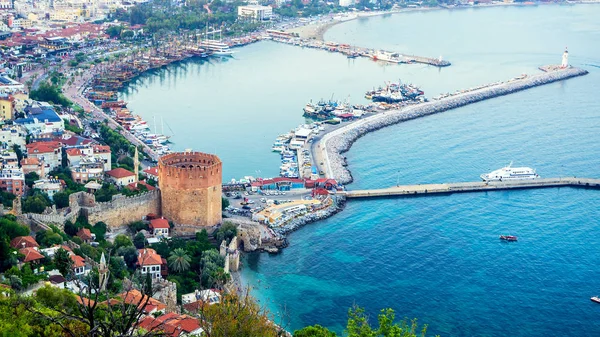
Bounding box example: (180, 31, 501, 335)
(121, 4, 600, 336)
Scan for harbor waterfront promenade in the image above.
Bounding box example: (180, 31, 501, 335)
(343, 177, 600, 198)
(315, 66, 589, 185)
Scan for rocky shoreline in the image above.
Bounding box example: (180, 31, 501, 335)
(322, 67, 589, 185)
(273, 196, 347, 236)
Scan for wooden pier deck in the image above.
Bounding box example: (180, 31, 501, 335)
(343, 177, 600, 198)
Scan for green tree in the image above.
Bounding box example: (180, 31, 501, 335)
(117, 246, 138, 269)
(22, 194, 52, 214)
(29, 82, 71, 107)
(114, 234, 133, 250)
(133, 232, 146, 249)
(345, 306, 431, 337)
(92, 222, 107, 242)
(167, 248, 191, 273)
(24, 172, 39, 188)
(109, 256, 128, 279)
(294, 325, 338, 337)
(52, 191, 70, 209)
(200, 249, 227, 288)
(54, 248, 73, 279)
(221, 196, 230, 211)
(215, 221, 237, 244)
(64, 220, 80, 237)
(9, 275, 23, 291)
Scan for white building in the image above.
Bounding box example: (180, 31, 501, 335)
(26, 141, 63, 173)
(15, 102, 65, 136)
(138, 248, 163, 279)
(0, 125, 27, 149)
(33, 179, 63, 200)
(105, 167, 136, 186)
(237, 5, 272, 21)
(339, 0, 354, 6)
(71, 155, 105, 183)
(182, 289, 221, 305)
(0, 75, 25, 94)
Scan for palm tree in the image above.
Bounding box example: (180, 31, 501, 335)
(167, 248, 191, 273)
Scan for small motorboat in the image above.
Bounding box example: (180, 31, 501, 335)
(591, 296, 600, 304)
(500, 235, 518, 241)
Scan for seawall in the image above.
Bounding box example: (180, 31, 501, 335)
(319, 67, 589, 185)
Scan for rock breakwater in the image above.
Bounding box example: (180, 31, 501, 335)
(322, 67, 589, 184)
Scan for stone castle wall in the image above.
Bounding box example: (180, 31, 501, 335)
(77, 191, 161, 228)
(159, 152, 222, 227)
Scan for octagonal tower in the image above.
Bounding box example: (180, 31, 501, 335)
(158, 151, 222, 229)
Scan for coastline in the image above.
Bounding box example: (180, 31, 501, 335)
(287, 1, 600, 41)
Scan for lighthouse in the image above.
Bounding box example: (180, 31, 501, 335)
(561, 48, 569, 68)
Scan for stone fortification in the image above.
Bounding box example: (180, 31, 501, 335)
(158, 151, 222, 231)
(322, 67, 589, 184)
(72, 191, 161, 228)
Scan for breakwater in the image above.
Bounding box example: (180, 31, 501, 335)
(344, 177, 600, 198)
(319, 66, 589, 185)
(269, 36, 450, 67)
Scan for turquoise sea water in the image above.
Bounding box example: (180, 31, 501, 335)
(121, 4, 600, 336)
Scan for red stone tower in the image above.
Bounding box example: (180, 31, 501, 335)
(158, 151, 222, 230)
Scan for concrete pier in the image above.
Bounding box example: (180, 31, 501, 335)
(316, 66, 589, 185)
(343, 177, 600, 199)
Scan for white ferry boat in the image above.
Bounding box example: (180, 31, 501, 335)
(200, 40, 233, 56)
(480, 162, 539, 182)
(371, 51, 404, 64)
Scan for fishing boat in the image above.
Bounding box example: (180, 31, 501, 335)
(481, 162, 539, 182)
(591, 297, 600, 304)
(499, 235, 518, 241)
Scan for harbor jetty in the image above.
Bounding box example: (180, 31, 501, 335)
(266, 30, 450, 67)
(343, 177, 600, 199)
(317, 66, 589, 185)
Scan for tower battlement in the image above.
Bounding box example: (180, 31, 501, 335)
(158, 151, 222, 228)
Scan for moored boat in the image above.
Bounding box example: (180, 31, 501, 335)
(500, 235, 518, 241)
(481, 162, 539, 182)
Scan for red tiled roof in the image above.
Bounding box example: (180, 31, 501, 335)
(143, 167, 158, 176)
(19, 247, 44, 262)
(106, 168, 135, 179)
(11, 236, 39, 249)
(26, 141, 61, 154)
(138, 248, 162, 266)
(76, 228, 93, 240)
(93, 145, 111, 153)
(71, 255, 85, 268)
(126, 181, 156, 191)
(109, 289, 167, 314)
(66, 148, 82, 156)
(138, 313, 201, 336)
(76, 295, 95, 307)
(21, 157, 41, 166)
(149, 218, 169, 229)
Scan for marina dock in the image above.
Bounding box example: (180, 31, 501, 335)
(343, 177, 600, 199)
